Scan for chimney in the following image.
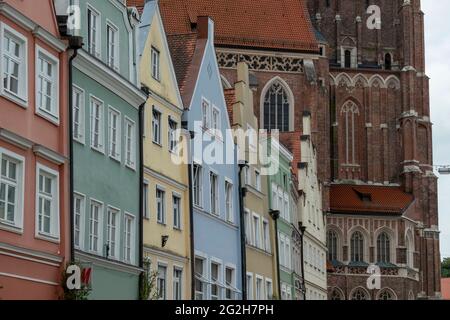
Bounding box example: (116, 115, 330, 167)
(197, 16, 213, 40)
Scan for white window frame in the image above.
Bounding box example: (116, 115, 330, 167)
(244, 209, 252, 244)
(255, 274, 264, 300)
(106, 20, 119, 71)
(172, 193, 181, 230)
(124, 117, 136, 170)
(225, 264, 237, 300)
(225, 180, 233, 223)
(35, 163, 60, 241)
(252, 213, 261, 249)
(151, 46, 160, 81)
(108, 106, 121, 161)
(156, 187, 165, 225)
(262, 218, 271, 253)
(35, 46, 59, 124)
(73, 192, 85, 249)
(106, 206, 120, 260)
(90, 95, 105, 153)
(152, 107, 162, 145)
(143, 180, 149, 220)
(0, 22, 28, 107)
(157, 262, 167, 300)
(246, 272, 254, 300)
(201, 98, 211, 129)
(265, 278, 273, 300)
(209, 171, 219, 216)
(210, 259, 223, 300)
(255, 169, 261, 191)
(0, 148, 25, 231)
(72, 85, 85, 144)
(211, 105, 220, 131)
(124, 212, 135, 264)
(87, 4, 101, 58)
(168, 117, 178, 153)
(193, 163, 203, 208)
(194, 252, 208, 300)
(173, 266, 183, 300)
(89, 199, 103, 255)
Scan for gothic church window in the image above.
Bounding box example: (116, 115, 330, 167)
(350, 231, 364, 262)
(351, 288, 369, 300)
(341, 101, 360, 164)
(327, 230, 338, 261)
(263, 80, 291, 132)
(377, 232, 391, 263)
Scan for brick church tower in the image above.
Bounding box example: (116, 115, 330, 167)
(307, 0, 441, 299)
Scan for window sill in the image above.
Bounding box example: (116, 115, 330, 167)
(109, 154, 122, 164)
(36, 108, 60, 126)
(0, 222, 23, 235)
(91, 145, 105, 155)
(35, 232, 60, 244)
(125, 162, 137, 171)
(157, 221, 166, 226)
(73, 136, 85, 145)
(173, 226, 182, 231)
(1, 90, 28, 108)
(152, 141, 163, 148)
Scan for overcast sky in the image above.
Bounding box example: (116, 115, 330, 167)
(422, 0, 450, 259)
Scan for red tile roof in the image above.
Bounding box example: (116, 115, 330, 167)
(127, 0, 145, 13)
(158, 0, 319, 53)
(442, 278, 450, 300)
(224, 88, 236, 124)
(329, 184, 414, 215)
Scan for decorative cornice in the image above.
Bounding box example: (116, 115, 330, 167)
(143, 245, 189, 264)
(75, 250, 143, 275)
(144, 166, 188, 191)
(33, 145, 66, 165)
(74, 50, 147, 108)
(0, 128, 33, 150)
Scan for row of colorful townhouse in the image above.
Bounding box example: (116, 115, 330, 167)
(0, 0, 327, 300)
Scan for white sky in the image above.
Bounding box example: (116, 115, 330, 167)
(422, 0, 450, 259)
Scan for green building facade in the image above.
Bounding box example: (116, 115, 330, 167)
(67, 0, 146, 299)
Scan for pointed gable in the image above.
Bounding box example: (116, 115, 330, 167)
(139, 0, 183, 108)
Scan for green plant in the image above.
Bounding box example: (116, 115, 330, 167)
(442, 257, 450, 278)
(139, 258, 159, 300)
(60, 261, 92, 300)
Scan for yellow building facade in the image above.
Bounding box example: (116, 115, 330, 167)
(139, 2, 190, 300)
(226, 63, 279, 299)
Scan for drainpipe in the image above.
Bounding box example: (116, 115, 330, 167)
(182, 121, 196, 299)
(270, 209, 281, 299)
(299, 222, 307, 300)
(138, 99, 147, 298)
(68, 35, 83, 262)
(238, 162, 249, 300)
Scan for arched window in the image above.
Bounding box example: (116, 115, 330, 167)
(341, 101, 360, 164)
(384, 53, 392, 70)
(263, 81, 291, 132)
(331, 289, 343, 300)
(344, 50, 351, 68)
(327, 230, 338, 261)
(408, 291, 415, 300)
(350, 231, 364, 262)
(350, 288, 369, 300)
(406, 231, 414, 268)
(377, 289, 395, 300)
(377, 232, 391, 263)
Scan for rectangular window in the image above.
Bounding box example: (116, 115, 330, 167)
(244, 210, 251, 244)
(152, 108, 161, 144)
(73, 86, 85, 143)
(173, 195, 181, 229)
(210, 262, 221, 300)
(265, 279, 273, 300)
(36, 47, 59, 121)
(202, 99, 210, 129)
(89, 201, 102, 253)
(173, 267, 182, 300)
(168, 118, 178, 152)
(225, 181, 233, 223)
(143, 181, 149, 219)
(87, 6, 100, 57)
(73, 194, 85, 249)
(156, 188, 165, 224)
(124, 214, 134, 263)
(193, 164, 202, 207)
(255, 170, 261, 191)
(255, 276, 263, 300)
(225, 267, 235, 300)
(106, 23, 118, 71)
(263, 219, 271, 252)
(0, 149, 24, 229)
(252, 214, 261, 248)
(1, 25, 27, 103)
(125, 118, 136, 169)
(157, 264, 167, 300)
(195, 257, 206, 300)
(246, 273, 253, 300)
(90, 97, 104, 152)
(36, 165, 59, 239)
(106, 207, 119, 259)
(279, 234, 285, 268)
(108, 107, 121, 160)
(209, 172, 219, 215)
(151, 47, 160, 81)
(212, 107, 220, 131)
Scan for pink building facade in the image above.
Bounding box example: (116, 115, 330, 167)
(0, 0, 69, 299)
